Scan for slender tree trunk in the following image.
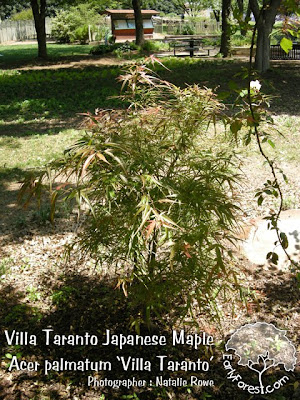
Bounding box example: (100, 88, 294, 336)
(30, 0, 47, 59)
(245, 2, 252, 21)
(132, 0, 144, 46)
(237, 0, 247, 35)
(240, 1, 252, 36)
(237, 0, 244, 14)
(213, 10, 221, 23)
(220, 0, 231, 57)
(249, 0, 281, 73)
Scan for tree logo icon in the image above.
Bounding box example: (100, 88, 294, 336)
(223, 322, 297, 395)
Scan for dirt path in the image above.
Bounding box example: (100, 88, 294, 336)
(16, 55, 133, 71)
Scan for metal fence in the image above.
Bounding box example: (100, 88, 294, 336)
(270, 44, 300, 60)
(154, 20, 221, 35)
(0, 18, 52, 43)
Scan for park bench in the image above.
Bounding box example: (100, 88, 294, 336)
(165, 35, 218, 58)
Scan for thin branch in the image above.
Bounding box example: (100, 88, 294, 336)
(247, 8, 298, 269)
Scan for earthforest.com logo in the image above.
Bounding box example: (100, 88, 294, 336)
(223, 322, 297, 395)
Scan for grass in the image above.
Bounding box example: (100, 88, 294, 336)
(0, 58, 293, 127)
(0, 45, 299, 123)
(0, 43, 93, 67)
(0, 66, 123, 123)
(0, 44, 299, 180)
(0, 128, 83, 171)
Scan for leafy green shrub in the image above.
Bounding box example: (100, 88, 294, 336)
(51, 4, 102, 44)
(90, 44, 113, 55)
(231, 28, 254, 47)
(201, 37, 221, 47)
(91, 41, 168, 58)
(90, 42, 138, 56)
(141, 40, 168, 52)
(113, 42, 139, 57)
(51, 9, 76, 43)
(21, 62, 241, 328)
(11, 8, 33, 21)
(73, 24, 89, 45)
(180, 23, 196, 35)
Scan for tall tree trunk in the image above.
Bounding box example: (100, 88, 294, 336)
(249, 0, 281, 73)
(30, 0, 47, 59)
(255, 20, 273, 72)
(132, 0, 144, 46)
(220, 0, 231, 57)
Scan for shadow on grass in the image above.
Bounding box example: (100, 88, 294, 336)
(0, 59, 298, 141)
(0, 269, 298, 400)
(0, 117, 81, 139)
(156, 58, 300, 116)
(0, 65, 124, 131)
(0, 43, 94, 70)
(0, 54, 96, 70)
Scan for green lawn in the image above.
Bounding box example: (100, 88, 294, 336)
(0, 128, 83, 171)
(0, 66, 123, 123)
(0, 43, 299, 182)
(0, 43, 93, 67)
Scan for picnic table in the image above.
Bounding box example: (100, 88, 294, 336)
(165, 35, 219, 58)
(270, 42, 300, 60)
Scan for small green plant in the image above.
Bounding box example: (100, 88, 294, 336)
(231, 31, 253, 47)
(282, 196, 298, 211)
(113, 42, 136, 58)
(26, 285, 42, 302)
(30, 203, 51, 225)
(52, 286, 78, 306)
(202, 37, 221, 47)
(4, 346, 22, 368)
(121, 394, 140, 400)
(200, 392, 213, 399)
(14, 215, 27, 229)
(0, 258, 13, 277)
(20, 261, 31, 272)
(4, 304, 31, 325)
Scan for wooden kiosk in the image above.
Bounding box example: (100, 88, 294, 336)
(105, 9, 159, 41)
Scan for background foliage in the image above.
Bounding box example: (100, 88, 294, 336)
(51, 3, 104, 44)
